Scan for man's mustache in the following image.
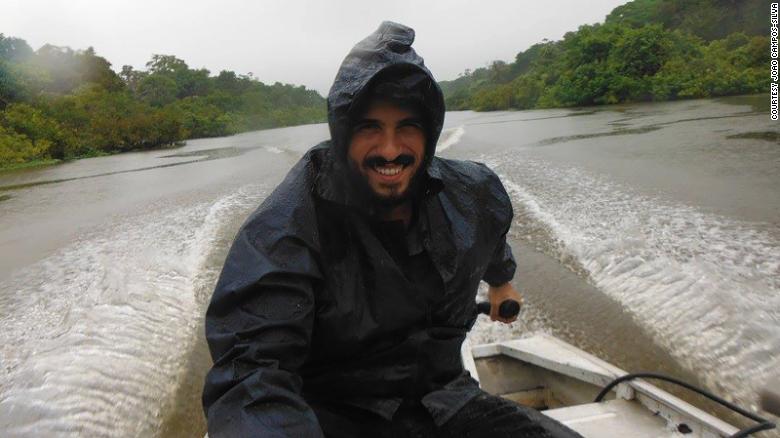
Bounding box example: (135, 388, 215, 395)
(363, 155, 415, 168)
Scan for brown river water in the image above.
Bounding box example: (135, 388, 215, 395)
(0, 95, 778, 436)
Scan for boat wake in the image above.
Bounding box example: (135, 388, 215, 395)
(0, 185, 266, 437)
(436, 125, 465, 153)
(489, 152, 780, 409)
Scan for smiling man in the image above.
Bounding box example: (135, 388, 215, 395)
(202, 21, 581, 437)
(348, 101, 425, 206)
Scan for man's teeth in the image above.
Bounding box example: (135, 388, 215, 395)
(376, 166, 402, 176)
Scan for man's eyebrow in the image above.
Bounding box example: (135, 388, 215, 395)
(354, 117, 381, 125)
(353, 116, 423, 126)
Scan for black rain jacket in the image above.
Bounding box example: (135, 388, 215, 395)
(202, 21, 516, 437)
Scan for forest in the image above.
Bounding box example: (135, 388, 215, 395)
(0, 39, 325, 169)
(439, 0, 769, 111)
(1, 0, 772, 169)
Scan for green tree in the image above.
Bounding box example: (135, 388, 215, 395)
(137, 75, 178, 107)
(0, 124, 49, 165)
(1, 103, 75, 159)
(0, 34, 34, 62)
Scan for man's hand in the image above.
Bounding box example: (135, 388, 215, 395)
(487, 282, 523, 324)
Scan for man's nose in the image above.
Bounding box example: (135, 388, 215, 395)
(375, 130, 404, 159)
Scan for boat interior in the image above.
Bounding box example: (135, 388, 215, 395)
(463, 333, 741, 437)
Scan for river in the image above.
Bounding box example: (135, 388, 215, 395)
(0, 94, 777, 436)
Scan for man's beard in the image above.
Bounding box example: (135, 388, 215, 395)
(346, 154, 426, 209)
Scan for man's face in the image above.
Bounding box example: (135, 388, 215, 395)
(347, 101, 426, 203)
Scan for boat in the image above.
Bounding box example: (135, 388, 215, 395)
(461, 332, 776, 437)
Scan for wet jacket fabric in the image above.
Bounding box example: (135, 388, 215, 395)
(202, 21, 516, 437)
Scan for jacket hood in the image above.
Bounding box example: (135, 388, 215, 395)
(327, 21, 445, 167)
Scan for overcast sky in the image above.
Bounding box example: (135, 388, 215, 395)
(2, 0, 628, 95)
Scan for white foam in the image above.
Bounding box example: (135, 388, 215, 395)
(0, 185, 265, 437)
(436, 125, 465, 153)
(264, 146, 284, 154)
(494, 155, 780, 408)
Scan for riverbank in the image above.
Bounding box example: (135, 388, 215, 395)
(0, 36, 326, 173)
(5, 90, 771, 178)
(0, 142, 192, 174)
(439, 1, 768, 112)
(0, 158, 62, 172)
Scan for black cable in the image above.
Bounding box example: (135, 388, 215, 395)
(594, 372, 775, 437)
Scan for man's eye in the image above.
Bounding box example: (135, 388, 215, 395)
(398, 122, 424, 133)
(399, 120, 423, 129)
(354, 123, 380, 133)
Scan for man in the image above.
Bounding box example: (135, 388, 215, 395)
(202, 21, 581, 438)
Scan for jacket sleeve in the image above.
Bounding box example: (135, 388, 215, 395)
(202, 214, 324, 438)
(480, 167, 517, 287)
(482, 230, 516, 287)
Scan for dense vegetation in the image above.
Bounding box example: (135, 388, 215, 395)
(2, 0, 771, 169)
(440, 0, 769, 111)
(0, 36, 325, 169)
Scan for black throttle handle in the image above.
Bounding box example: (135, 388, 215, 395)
(476, 299, 521, 319)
